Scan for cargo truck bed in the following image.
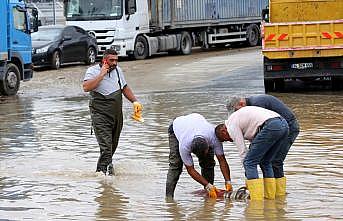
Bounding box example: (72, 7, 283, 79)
(262, 19, 343, 59)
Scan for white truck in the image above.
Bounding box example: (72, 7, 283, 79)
(63, 0, 267, 59)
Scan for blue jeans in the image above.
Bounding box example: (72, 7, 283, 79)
(272, 119, 299, 178)
(243, 117, 289, 179)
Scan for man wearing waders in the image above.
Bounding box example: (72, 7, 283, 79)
(215, 106, 289, 201)
(166, 113, 232, 199)
(226, 95, 299, 197)
(83, 49, 143, 175)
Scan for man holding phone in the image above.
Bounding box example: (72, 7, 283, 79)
(83, 49, 143, 175)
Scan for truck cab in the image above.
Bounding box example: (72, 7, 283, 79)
(0, 0, 38, 96)
(64, 0, 147, 58)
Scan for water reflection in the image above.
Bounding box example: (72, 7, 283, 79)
(0, 86, 343, 219)
(95, 179, 129, 220)
(0, 96, 37, 155)
(188, 199, 218, 220)
(165, 199, 186, 220)
(244, 199, 289, 221)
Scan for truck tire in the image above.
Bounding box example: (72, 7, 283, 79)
(180, 31, 192, 55)
(246, 24, 260, 46)
(0, 63, 20, 96)
(274, 79, 285, 91)
(332, 77, 343, 90)
(51, 51, 61, 69)
(264, 79, 285, 92)
(264, 79, 274, 93)
(85, 47, 96, 65)
(134, 36, 149, 60)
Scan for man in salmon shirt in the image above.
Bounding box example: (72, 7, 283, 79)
(216, 106, 289, 200)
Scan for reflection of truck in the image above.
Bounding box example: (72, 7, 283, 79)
(64, 0, 267, 59)
(0, 0, 38, 96)
(262, 0, 343, 92)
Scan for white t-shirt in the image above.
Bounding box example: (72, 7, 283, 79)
(173, 113, 224, 166)
(84, 65, 127, 95)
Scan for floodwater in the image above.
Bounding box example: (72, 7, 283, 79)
(0, 49, 342, 220)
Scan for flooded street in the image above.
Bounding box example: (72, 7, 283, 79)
(0, 48, 342, 220)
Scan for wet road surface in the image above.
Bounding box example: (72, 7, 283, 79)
(0, 47, 342, 220)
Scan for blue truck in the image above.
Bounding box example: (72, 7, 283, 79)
(0, 0, 38, 96)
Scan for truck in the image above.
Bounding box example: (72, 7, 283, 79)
(262, 0, 343, 92)
(0, 0, 39, 96)
(63, 0, 268, 59)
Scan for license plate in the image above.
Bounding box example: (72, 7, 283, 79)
(291, 63, 313, 69)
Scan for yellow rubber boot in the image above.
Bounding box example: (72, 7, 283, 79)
(275, 177, 286, 197)
(246, 178, 264, 201)
(264, 178, 276, 200)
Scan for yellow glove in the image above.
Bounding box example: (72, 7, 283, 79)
(225, 180, 233, 192)
(205, 183, 218, 198)
(132, 101, 144, 122)
(133, 101, 143, 113)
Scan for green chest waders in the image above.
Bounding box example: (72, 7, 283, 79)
(89, 90, 123, 174)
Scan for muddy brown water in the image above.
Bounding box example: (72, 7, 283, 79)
(0, 48, 342, 220)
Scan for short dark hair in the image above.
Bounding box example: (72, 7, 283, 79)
(103, 48, 118, 58)
(215, 123, 228, 142)
(191, 136, 209, 158)
(215, 124, 226, 137)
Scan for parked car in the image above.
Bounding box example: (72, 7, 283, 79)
(31, 25, 98, 69)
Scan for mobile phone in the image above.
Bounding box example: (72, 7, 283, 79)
(102, 58, 108, 65)
(102, 58, 114, 73)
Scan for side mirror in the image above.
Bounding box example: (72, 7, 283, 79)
(63, 35, 72, 41)
(27, 7, 39, 32)
(16, 5, 27, 12)
(262, 8, 269, 22)
(125, 0, 136, 15)
(129, 7, 135, 15)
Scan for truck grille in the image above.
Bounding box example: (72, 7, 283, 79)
(87, 30, 115, 56)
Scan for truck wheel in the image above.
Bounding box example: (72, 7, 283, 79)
(85, 47, 96, 65)
(274, 79, 285, 91)
(332, 77, 343, 90)
(264, 79, 274, 93)
(246, 24, 260, 46)
(180, 31, 192, 55)
(0, 63, 20, 96)
(51, 51, 61, 69)
(134, 36, 149, 60)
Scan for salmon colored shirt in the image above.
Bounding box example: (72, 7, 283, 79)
(225, 106, 280, 162)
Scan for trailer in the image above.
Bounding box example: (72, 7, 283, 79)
(0, 0, 38, 96)
(262, 0, 343, 92)
(64, 0, 267, 59)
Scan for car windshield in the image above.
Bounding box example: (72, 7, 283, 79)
(65, 0, 122, 20)
(31, 28, 62, 41)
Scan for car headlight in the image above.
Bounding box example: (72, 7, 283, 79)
(35, 45, 50, 54)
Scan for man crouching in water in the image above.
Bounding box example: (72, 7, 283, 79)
(215, 106, 289, 201)
(166, 113, 232, 199)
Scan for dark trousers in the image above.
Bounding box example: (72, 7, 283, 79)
(165, 124, 215, 198)
(90, 91, 123, 173)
